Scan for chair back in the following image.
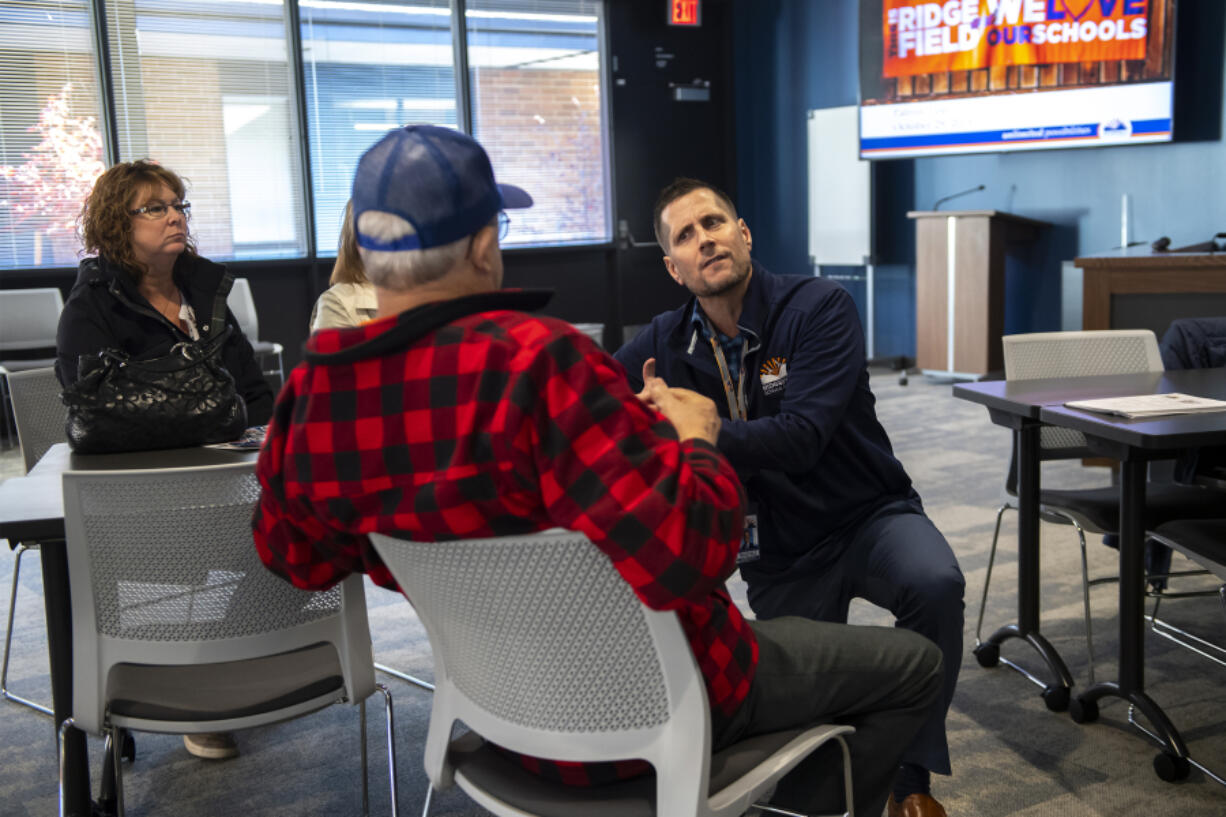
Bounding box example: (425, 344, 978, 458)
(1002, 330, 1164, 463)
(369, 528, 712, 816)
(1003, 329, 1163, 382)
(7, 366, 66, 472)
(62, 461, 374, 734)
(0, 287, 62, 353)
(226, 277, 261, 342)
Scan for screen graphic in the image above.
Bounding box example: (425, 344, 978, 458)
(860, 0, 1176, 158)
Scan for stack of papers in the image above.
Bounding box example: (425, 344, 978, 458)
(1064, 393, 1226, 419)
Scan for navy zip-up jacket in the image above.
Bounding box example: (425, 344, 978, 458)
(56, 253, 274, 426)
(615, 262, 916, 581)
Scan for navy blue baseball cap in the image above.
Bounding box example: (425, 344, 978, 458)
(352, 125, 533, 252)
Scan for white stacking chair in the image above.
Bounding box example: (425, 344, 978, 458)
(369, 528, 854, 817)
(2, 366, 66, 716)
(59, 461, 397, 817)
(226, 277, 285, 384)
(0, 287, 63, 443)
(977, 330, 1224, 688)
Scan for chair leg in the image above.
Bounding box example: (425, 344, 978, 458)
(975, 503, 1010, 645)
(749, 734, 852, 817)
(361, 698, 369, 817)
(111, 725, 127, 817)
(2, 543, 52, 716)
(58, 718, 74, 817)
(837, 734, 853, 817)
(375, 662, 435, 691)
(377, 684, 399, 817)
(1073, 523, 1097, 687)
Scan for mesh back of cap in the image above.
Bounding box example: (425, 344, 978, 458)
(353, 127, 501, 250)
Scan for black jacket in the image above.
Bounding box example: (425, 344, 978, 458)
(55, 253, 274, 426)
(615, 263, 916, 581)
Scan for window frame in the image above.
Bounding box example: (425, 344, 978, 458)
(0, 0, 614, 271)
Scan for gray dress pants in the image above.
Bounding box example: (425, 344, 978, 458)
(713, 616, 943, 817)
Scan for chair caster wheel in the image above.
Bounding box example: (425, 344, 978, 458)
(1069, 696, 1098, 724)
(122, 731, 135, 763)
(1153, 752, 1190, 782)
(974, 643, 1000, 668)
(1041, 685, 1070, 712)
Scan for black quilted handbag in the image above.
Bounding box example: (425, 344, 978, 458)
(62, 279, 248, 454)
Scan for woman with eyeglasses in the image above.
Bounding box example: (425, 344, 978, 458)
(54, 160, 271, 762)
(56, 159, 273, 431)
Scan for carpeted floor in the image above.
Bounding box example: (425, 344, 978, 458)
(1, 371, 1223, 815)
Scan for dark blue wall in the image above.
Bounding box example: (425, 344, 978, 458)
(733, 0, 1226, 358)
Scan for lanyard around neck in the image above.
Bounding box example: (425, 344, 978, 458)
(706, 325, 748, 421)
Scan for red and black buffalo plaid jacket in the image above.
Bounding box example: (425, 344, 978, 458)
(252, 289, 756, 786)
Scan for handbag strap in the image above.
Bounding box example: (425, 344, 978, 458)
(209, 269, 235, 340)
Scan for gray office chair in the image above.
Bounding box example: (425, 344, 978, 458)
(0, 287, 63, 444)
(369, 528, 855, 817)
(1, 366, 65, 716)
(59, 462, 397, 817)
(226, 277, 285, 385)
(977, 331, 1226, 688)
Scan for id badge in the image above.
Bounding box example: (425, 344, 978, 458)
(737, 513, 760, 564)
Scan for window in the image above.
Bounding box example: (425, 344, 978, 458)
(0, 0, 105, 269)
(102, 0, 309, 260)
(467, 0, 608, 246)
(0, 0, 610, 270)
(299, 0, 454, 254)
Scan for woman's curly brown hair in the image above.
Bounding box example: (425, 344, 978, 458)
(78, 160, 196, 280)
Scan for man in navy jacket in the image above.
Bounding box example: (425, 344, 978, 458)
(615, 178, 964, 817)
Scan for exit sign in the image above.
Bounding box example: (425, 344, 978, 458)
(668, 0, 701, 27)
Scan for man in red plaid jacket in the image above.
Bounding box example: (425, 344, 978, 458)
(253, 125, 941, 817)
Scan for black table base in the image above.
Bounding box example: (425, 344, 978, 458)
(974, 626, 1075, 712)
(1070, 681, 1191, 781)
(972, 420, 1076, 708)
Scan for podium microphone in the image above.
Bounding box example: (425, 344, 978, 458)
(933, 184, 985, 211)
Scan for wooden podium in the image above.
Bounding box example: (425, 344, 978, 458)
(908, 210, 1049, 379)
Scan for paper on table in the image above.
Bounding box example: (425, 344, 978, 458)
(1064, 393, 1226, 419)
(205, 425, 268, 450)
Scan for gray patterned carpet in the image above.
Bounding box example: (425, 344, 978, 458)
(1, 371, 1224, 815)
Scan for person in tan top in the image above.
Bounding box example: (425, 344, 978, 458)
(309, 201, 378, 331)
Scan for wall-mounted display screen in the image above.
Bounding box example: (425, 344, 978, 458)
(859, 0, 1177, 159)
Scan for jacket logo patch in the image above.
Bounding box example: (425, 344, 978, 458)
(760, 357, 787, 396)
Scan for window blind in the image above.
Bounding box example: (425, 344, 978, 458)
(467, 0, 608, 246)
(102, 0, 309, 260)
(0, 0, 105, 268)
(299, 0, 454, 255)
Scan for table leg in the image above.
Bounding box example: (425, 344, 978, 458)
(974, 422, 1074, 710)
(1071, 457, 1191, 782)
(39, 540, 93, 815)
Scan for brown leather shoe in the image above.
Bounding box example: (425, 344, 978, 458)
(886, 793, 948, 817)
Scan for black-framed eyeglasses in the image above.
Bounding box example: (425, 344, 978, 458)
(497, 211, 510, 241)
(129, 201, 191, 220)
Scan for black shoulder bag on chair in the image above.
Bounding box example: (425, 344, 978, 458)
(62, 277, 248, 454)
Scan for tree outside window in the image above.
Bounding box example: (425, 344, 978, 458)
(0, 84, 105, 266)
